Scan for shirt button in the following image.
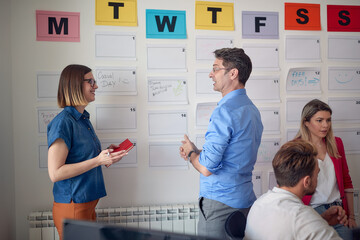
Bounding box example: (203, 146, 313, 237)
(88, 128, 90, 130)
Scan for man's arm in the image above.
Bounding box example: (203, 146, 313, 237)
(180, 135, 212, 177)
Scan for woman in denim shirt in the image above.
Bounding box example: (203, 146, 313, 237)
(47, 64, 127, 240)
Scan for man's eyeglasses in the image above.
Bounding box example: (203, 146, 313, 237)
(212, 67, 228, 73)
(83, 78, 97, 87)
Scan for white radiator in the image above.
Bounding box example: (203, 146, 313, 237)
(28, 203, 199, 240)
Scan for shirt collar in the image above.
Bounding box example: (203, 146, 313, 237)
(273, 187, 302, 202)
(218, 88, 246, 106)
(64, 106, 90, 120)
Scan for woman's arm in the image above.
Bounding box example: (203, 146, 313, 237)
(48, 138, 127, 182)
(345, 191, 357, 228)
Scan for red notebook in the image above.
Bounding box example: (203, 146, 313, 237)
(112, 139, 134, 153)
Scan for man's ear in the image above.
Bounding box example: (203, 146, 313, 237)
(303, 175, 311, 188)
(229, 68, 239, 80)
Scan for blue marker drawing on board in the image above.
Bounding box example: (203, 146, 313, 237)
(335, 73, 354, 84)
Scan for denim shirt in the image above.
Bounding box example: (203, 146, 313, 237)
(47, 106, 106, 203)
(199, 89, 263, 208)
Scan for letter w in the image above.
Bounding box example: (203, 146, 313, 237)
(155, 16, 177, 32)
(48, 17, 68, 35)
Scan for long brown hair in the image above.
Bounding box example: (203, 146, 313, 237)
(57, 64, 91, 108)
(295, 99, 340, 158)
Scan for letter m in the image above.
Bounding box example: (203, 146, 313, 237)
(48, 17, 68, 35)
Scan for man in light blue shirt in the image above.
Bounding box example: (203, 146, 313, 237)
(180, 48, 263, 239)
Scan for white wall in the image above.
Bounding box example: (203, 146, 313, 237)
(8, 0, 360, 239)
(0, 0, 15, 239)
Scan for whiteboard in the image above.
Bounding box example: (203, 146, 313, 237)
(328, 36, 360, 61)
(148, 111, 187, 137)
(243, 44, 279, 71)
(285, 35, 321, 62)
(149, 142, 189, 169)
(95, 32, 136, 59)
(95, 67, 137, 95)
(256, 138, 280, 163)
(286, 128, 299, 141)
(195, 36, 233, 61)
(328, 67, 360, 91)
(38, 143, 48, 168)
(95, 105, 137, 132)
(252, 172, 262, 198)
(195, 134, 206, 150)
(100, 139, 137, 167)
(333, 129, 360, 154)
(148, 77, 188, 104)
(268, 171, 277, 190)
(196, 69, 221, 97)
(37, 72, 60, 100)
(286, 98, 313, 123)
(328, 98, 360, 123)
(246, 76, 280, 102)
(147, 44, 187, 71)
(37, 107, 61, 135)
(196, 102, 217, 129)
(286, 68, 321, 94)
(259, 108, 280, 134)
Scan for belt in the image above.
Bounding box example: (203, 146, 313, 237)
(322, 201, 343, 210)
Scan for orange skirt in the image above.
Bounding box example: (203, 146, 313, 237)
(52, 199, 99, 240)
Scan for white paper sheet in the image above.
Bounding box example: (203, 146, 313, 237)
(286, 68, 321, 94)
(328, 36, 360, 61)
(195, 36, 233, 61)
(333, 129, 360, 154)
(268, 172, 277, 190)
(246, 76, 280, 102)
(328, 98, 360, 123)
(95, 104, 137, 132)
(95, 67, 137, 95)
(196, 69, 221, 97)
(148, 110, 187, 137)
(286, 98, 313, 123)
(147, 44, 187, 71)
(252, 172, 262, 198)
(243, 44, 279, 71)
(95, 32, 136, 59)
(38, 143, 48, 168)
(196, 102, 217, 129)
(149, 142, 189, 169)
(328, 67, 360, 91)
(259, 108, 280, 134)
(256, 138, 280, 163)
(37, 107, 61, 135)
(147, 77, 188, 104)
(285, 35, 321, 62)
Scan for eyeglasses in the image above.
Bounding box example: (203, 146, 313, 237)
(83, 78, 97, 87)
(212, 67, 228, 73)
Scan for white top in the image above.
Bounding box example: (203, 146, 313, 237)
(245, 187, 341, 240)
(310, 153, 341, 208)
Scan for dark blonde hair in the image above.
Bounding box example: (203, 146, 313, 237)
(295, 99, 339, 158)
(57, 64, 91, 108)
(273, 139, 317, 187)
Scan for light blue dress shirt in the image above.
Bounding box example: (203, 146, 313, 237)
(199, 89, 263, 208)
(47, 106, 106, 203)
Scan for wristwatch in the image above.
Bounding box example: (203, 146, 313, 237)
(187, 150, 195, 161)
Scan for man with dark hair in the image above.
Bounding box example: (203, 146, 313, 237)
(245, 139, 348, 240)
(179, 48, 263, 239)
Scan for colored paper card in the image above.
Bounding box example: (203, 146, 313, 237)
(242, 11, 279, 39)
(195, 1, 234, 31)
(36, 10, 80, 42)
(146, 9, 186, 39)
(328, 5, 360, 32)
(95, 0, 137, 26)
(284, 3, 321, 30)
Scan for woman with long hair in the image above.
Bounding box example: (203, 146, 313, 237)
(295, 99, 356, 239)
